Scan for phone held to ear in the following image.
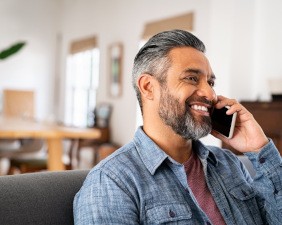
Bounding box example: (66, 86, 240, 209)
(211, 106, 237, 139)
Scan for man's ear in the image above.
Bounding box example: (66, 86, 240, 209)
(137, 74, 155, 100)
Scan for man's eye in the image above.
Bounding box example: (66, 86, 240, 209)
(186, 76, 198, 83)
(208, 80, 215, 87)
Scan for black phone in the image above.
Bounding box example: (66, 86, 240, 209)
(211, 106, 237, 139)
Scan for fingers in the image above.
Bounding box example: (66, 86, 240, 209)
(215, 95, 244, 115)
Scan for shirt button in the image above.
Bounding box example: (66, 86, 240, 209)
(169, 209, 175, 218)
(259, 157, 266, 164)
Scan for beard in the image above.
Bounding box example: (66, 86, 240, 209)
(158, 87, 212, 141)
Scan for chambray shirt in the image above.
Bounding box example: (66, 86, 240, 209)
(74, 127, 282, 225)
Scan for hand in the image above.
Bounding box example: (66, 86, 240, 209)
(211, 95, 269, 153)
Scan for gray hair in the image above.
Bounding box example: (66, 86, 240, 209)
(132, 29, 206, 112)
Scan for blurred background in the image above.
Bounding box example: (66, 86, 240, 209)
(1, 0, 282, 161)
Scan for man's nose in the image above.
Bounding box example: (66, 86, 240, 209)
(196, 82, 216, 103)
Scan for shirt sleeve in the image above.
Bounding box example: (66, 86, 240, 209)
(73, 168, 139, 225)
(245, 140, 282, 225)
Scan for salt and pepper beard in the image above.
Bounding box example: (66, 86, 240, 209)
(158, 85, 212, 141)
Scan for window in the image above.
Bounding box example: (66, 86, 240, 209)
(141, 12, 193, 40)
(65, 37, 99, 127)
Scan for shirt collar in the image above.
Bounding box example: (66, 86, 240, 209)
(133, 127, 168, 175)
(133, 127, 218, 175)
(193, 140, 218, 166)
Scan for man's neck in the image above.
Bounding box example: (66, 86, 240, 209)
(143, 122, 193, 163)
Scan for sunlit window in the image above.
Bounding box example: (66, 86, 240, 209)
(65, 48, 99, 127)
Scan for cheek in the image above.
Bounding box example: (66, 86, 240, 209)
(179, 86, 197, 102)
(153, 84, 162, 103)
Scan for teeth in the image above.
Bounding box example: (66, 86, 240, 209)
(191, 105, 208, 112)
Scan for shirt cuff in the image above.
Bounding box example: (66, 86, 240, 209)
(245, 139, 282, 175)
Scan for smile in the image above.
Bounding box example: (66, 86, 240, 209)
(189, 104, 211, 117)
(190, 104, 208, 112)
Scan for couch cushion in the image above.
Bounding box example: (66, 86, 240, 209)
(0, 170, 89, 225)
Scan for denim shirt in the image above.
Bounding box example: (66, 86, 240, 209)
(74, 127, 282, 225)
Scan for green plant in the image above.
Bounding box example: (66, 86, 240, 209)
(0, 42, 26, 60)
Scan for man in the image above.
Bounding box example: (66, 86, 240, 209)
(74, 30, 282, 224)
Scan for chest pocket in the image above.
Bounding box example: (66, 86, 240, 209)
(145, 202, 192, 224)
(228, 184, 256, 200)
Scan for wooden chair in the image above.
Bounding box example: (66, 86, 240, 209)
(67, 103, 113, 169)
(68, 127, 111, 169)
(2, 89, 35, 119)
(4, 139, 46, 175)
(0, 89, 46, 174)
(96, 143, 119, 162)
(0, 89, 35, 152)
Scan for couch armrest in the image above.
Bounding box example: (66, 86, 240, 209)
(0, 170, 89, 225)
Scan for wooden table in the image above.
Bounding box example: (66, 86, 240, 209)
(0, 116, 104, 171)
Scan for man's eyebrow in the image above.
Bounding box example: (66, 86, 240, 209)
(210, 74, 216, 80)
(184, 68, 202, 74)
(183, 68, 216, 79)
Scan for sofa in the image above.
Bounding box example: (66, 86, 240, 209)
(0, 169, 89, 225)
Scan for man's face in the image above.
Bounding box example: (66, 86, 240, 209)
(158, 47, 216, 140)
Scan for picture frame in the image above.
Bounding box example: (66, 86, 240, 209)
(109, 43, 123, 97)
(94, 103, 112, 128)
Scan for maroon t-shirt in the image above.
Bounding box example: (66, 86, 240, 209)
(183, 151, 226, 225)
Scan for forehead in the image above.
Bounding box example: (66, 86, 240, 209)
(167, 47, 213, 75)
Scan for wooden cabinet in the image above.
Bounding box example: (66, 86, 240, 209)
(222, 101, 282, 155)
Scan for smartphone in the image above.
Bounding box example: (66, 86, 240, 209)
(211, 106, 237, 139)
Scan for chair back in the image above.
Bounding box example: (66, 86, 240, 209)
(2, 89, 35, 118)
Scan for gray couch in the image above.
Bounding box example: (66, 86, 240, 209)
(0, 170, 89, 225)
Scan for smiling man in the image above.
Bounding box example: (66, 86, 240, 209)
(74, 30, 282, 225)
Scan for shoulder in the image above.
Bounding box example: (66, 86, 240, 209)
(208, 145, 239, 162)
(84, 141, 146, 186)
(95, 141, 141, 172)
(205, 144, 253, 180)
(195, 140, 240, 165)
(207, 144, 246, 169)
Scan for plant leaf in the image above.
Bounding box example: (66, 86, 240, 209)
(0, 42, 26, 60)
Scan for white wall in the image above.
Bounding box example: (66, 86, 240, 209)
(208, 0, 282, 102)
(1, 0, 282, 147)
(0, 0, 60, 120)
(253, 0, 282, 100)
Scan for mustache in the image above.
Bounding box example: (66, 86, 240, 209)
(185, 96, 215, 107)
